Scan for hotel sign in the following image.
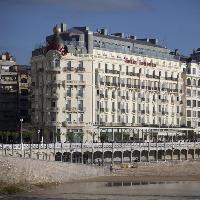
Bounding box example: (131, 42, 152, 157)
(125, 58, 156, 67)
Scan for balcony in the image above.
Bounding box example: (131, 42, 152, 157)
(105, 82, 111, 86)
(46, 121, 60, 126)
(48, 107, 60, 112)
(66, 67, 74, 72)
(111, 82, 118, 87)
(78, 107, 86, 112)
(100, 94, 104, 98)
(46, 93, 59, 99)
(105, 108, 109, 112)
(76, 67, 85, 72)
(126, 84, 132, 88)
(62, 121, 67, 127)
(100, 108, 104, 112)
(46, 80, 62, 85)
(146, 74, 153, 78)
(111, 109, 116, 113)
(121, 109, 125, 113)
(46, 68, 61, 72)
(76, 93, 84, 98)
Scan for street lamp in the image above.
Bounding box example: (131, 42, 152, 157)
(20, 118, 23, 151)
(37, 129, 40, 144)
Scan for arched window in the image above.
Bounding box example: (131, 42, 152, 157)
(187, 78, 191, 85)
(21, 78, 27, 83)
(153, 70, 155, 78)
(105, 89, 108, 98)
(198, 79, 200, 86)
(112, 90, 115, 99)
(54, 59, 60, 68)
(171, 95, 174, 103)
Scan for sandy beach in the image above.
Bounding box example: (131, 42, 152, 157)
(86, 160, 200, 183)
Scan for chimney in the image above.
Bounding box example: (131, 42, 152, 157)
(149, 38, 158, 45)
(100, 28, 108, 35)
(113, 33, 125, 38)
(130, 35, 137, 40)
(61, 23, 67, 32)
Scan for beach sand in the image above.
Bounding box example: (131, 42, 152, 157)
(85, 160, 200, 183)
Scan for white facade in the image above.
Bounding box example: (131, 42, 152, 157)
(31, 24, 193, 143)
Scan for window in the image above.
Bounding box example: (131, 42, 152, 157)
(67, 113, 71, 122)
(187, 100, 191, 107)
(78, 61, 83, 69)
(54, 59, 60, 68)
(21, 78, 27, 83)
(193, 111, 197, 117)
(105, 64, 108, 72)
(187, 110, 191, 117)
(187, 121, 191, 127)
(78, 74, 83, 81)
(187, 78, 191, 85)
(79, 114, 83, 122)
(187, 89, 191, 96)
(51, 101, 55, 107)
(112, 102, 115, 112)
(78, 100, 83, 111)
(66, 100, 71, 110)
(67, 61, 71, 68)
(112, 115, 115, 123)
(193, 100, 196, 107)
(67, 74, 71, 80)
(192, 68, 196, 75)
(67, 87, 72, 97)
(50, 112, 56, 121)
(77, 86, 83, 97)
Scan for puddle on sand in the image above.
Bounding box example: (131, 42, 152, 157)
(3, 181, 200, 200)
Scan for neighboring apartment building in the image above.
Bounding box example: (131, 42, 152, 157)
(31, 23, 190, 143)
(0, 52, 31, 132)
(181, 51, 200, 133)
(0, 52, 18, 131)
(18, 65, 31, 123)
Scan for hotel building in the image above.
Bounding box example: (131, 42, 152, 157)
(31, 23, 193, 143)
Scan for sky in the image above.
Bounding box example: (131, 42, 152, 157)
(0, 0, 200, 64)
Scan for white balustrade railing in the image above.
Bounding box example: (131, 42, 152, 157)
(1, 142, 200, 152)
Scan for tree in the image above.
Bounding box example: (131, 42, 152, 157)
(10, 132, 19, 143)
(66, 132, 74, 143)
(100, 133, 108, 143)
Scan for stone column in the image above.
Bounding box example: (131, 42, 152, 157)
(81, 143, 83, 164)
(112, 142, 114, 164)
(102, 143, 104, 165)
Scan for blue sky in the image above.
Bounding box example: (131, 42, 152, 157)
(0, 0, 200, 64)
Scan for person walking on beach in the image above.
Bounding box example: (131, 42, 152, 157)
(110, 163, 113, 173)
(98, 159, 101, 166)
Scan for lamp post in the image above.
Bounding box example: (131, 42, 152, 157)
(20, 118, 23, 152)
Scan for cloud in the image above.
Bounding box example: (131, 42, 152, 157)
(0, 0, 152, 12)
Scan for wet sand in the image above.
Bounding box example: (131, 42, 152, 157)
(85, 160, 200, 183)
